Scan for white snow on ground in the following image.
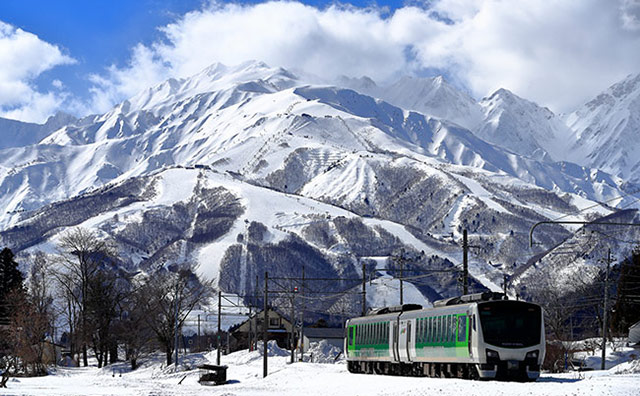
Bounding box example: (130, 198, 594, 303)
(2, 342, 639, 396)
(304, 340, 343, 364)
(611, 359, 640, 375)
(571, 339, 640, 371)
(449, 173, 509, 214)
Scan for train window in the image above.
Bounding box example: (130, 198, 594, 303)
(445, 316, 449, 342)
(445, 316, 450, 342)
(457, 315, 467, 342)
(425, 318, 429, 343)
(433, 318, 437, 342)
(430, 317, 434, 342)
(450, 316, 455, 341)
(443, 315, 451, 342)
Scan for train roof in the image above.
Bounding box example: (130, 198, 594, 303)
(345, 292, 542, 324)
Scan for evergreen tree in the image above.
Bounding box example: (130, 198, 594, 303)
(0, 247, 24, 323)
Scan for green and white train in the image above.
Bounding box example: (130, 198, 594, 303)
(345, 292, 545, 381)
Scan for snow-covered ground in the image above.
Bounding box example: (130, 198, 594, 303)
(3, 341, 639, 396)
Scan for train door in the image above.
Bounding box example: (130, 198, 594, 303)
(392, 321, 400, 362)
(398, 319, 412, 363)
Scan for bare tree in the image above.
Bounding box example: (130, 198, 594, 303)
(85, 268, 131, 368)
(115, 282, 156, 370)
(52, 228, 117, 367)
(139, 267, 212, 366)
(5, 288, 51, 376)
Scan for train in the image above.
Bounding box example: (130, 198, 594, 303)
(344, 292, 545, 381)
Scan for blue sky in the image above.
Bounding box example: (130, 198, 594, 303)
(0, 1, 206, 104)
(0, 0, 638, 122)
(0, 0, 407, 102)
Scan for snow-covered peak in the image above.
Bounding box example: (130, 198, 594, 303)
(127, 60, 300, 113)
(565, 73, 640, 182)
(477, 88, 573, 161)
(379, 75, 484, 130)
(336, 75, 380, 97)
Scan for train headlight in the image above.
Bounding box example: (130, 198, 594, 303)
(526, 350, 539, 359)
(486, 349, 499, 359)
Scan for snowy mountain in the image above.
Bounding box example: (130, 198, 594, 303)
(0, 112, 77, 149)
(477, 89, 573, 162)
(1, 60, 639, 314)
(339, 75, 484, 131)
(565, 73, 640, 183)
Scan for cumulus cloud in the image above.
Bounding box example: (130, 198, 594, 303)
(0, 22, 75, 123)
(87, 0, 640, 114)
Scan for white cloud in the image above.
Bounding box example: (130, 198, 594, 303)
(621, 0, 640, 30)
(88, 0, 640, 114)
(0, 22, 75, 123)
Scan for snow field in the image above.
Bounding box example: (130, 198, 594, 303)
(3, 343, 639, 396)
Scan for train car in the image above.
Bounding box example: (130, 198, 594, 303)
(345, 292, 545, 381)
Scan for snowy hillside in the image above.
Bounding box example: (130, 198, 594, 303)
(1, 60, 639, 312)
(478, 89, 573, 162)
(0, 112, 76, 149)
(565, 73, 640, 183)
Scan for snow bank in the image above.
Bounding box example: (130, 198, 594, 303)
(611, 358, 640, 375)
(257, 340, 290, 357)
(305, 340, 343, 364)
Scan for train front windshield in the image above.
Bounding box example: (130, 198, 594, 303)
(479, 302, 541, 348)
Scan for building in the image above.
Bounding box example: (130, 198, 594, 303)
(629, 320, 640, 346)
(301, 327, 345, 353)
(229, 308, 294, 352)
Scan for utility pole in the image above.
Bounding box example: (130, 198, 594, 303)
(463, 229, 469, 295)
(361, 260, 367, 316)
(255, 275, 259, 351)
(300, 266, 305, 360)
(601, 249, 612, 371)
(197, 314, 201, 352)
(399, 252, 404, 305)
(174, 288, 179, 369)
(290, 288, 296, 364)
(263, 272, 268, 378)
(217, 291, 222, 365)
